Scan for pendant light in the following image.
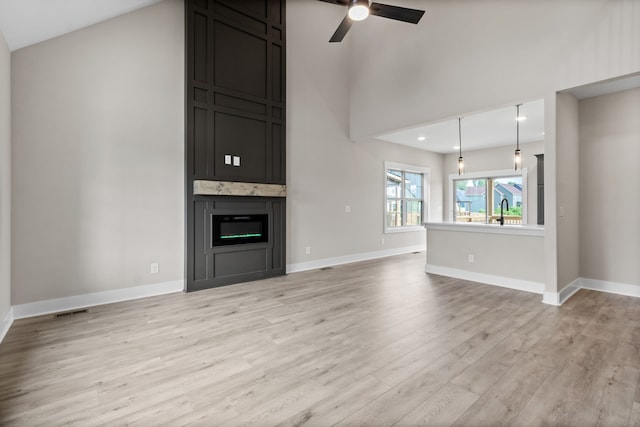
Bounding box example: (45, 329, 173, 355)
(457, 117, 464, 175)
(514, 104, 522, 170)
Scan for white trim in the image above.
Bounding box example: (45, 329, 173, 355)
(542, 278, 581, 306)
(541, 291, 560, 306)
(12, 280, 184, 320)
(0, 306, 14, 344)
(384, 226, 425, 234)
(384, 161, 430, 233)
(424, 264, 544, 295)
(580, 278, 640, 299)
(448, 168, 527, 223)
(424, 222, 544, 237)
(448, 168, 527, 181)
(559, 279, 582, 303)
(542, 278, 640, 306)
(287, 245, 424, 274)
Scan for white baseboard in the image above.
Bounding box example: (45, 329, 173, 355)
(12, 280, 184, 320)
(580, 278, 640, 299)
(542, 278, 581, 306)
(287, 245, 424, 274)
(0, 306, 13, 344)
(424, 264, 544, 295)
(543, 277, 640, 306)
(542, 291, 560, 306)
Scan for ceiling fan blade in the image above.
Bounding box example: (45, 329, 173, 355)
(370, 2, 425, 24)
(317, 0, 349, 5)
(329, 15, 353, 42)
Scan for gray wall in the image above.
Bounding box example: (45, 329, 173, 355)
(346, 0, 640, 295)
(556, 93, 580, 291)
(9, 0, 442, 306)
(11, 0, 184, 304)
(349, 0, 640, 141)
(427, 229, 545, 285)
(286, 0, 443, 268)
(579, 88, 640, 287)
(0, 30, 10, 321)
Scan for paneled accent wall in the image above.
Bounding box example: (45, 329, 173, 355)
(186, 0, 285, 184)
(185, 0, 286, 292)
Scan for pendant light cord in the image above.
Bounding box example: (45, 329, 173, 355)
(516, 104, 521, 150)
(457, 117, 464, 175)
(458, 118, 462, 157)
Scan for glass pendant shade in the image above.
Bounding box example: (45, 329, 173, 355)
(457, 117, 464, 175)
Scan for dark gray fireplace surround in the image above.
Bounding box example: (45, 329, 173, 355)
(185, 0, 286, 292)
(188, 188, 285, 292)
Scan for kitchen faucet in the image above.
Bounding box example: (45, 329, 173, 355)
(498, 198, 509, 226)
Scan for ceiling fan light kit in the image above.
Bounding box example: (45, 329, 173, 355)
(318, 0, 426, 42)
(320, 1, 527, 173)
(348, 0, 370, 21)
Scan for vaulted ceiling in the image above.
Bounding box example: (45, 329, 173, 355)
(0, 0, 163, 51)
(1, 0, 637, 154)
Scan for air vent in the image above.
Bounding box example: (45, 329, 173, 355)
(55, 309, 88, 318)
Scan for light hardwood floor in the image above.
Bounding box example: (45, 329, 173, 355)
(1, 253, 639, 426)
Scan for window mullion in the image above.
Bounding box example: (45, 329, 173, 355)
(486, 179, 491, 223)
(385, 162, 429, 230)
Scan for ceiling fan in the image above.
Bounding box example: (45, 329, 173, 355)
(318, 0, 425, 42)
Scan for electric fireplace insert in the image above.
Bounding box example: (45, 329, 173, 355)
(212, 214, 269, 246)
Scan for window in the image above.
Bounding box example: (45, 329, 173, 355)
(385, 162, 429, 232)
(451, 169, 526, 224)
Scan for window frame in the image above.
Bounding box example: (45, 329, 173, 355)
(448, 168, 527, 224)
(384, 161, 430, 233)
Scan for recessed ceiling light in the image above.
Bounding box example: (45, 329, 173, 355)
(417, 136, 426, 141)
(453, 146, 459, 150)
(516, 116, 527, 121)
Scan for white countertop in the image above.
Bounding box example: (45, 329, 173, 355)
(423, 222, 545, 236)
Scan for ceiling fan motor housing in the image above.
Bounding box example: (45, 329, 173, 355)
(319, 0, 425, 42)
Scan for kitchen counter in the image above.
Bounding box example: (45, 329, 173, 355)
(423, 222, 544, 236)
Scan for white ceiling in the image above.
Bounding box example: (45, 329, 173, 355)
(568, 73, 640, 100)
(0, 0, 163, 51)
(376, 99, 545, 154)
(376, 72, 640, 154)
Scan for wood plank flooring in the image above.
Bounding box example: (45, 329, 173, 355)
(1, 253, 639, 426)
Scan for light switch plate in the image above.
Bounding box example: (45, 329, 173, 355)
(224, 155, 232, 165)
(233, 156, 240, 167)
